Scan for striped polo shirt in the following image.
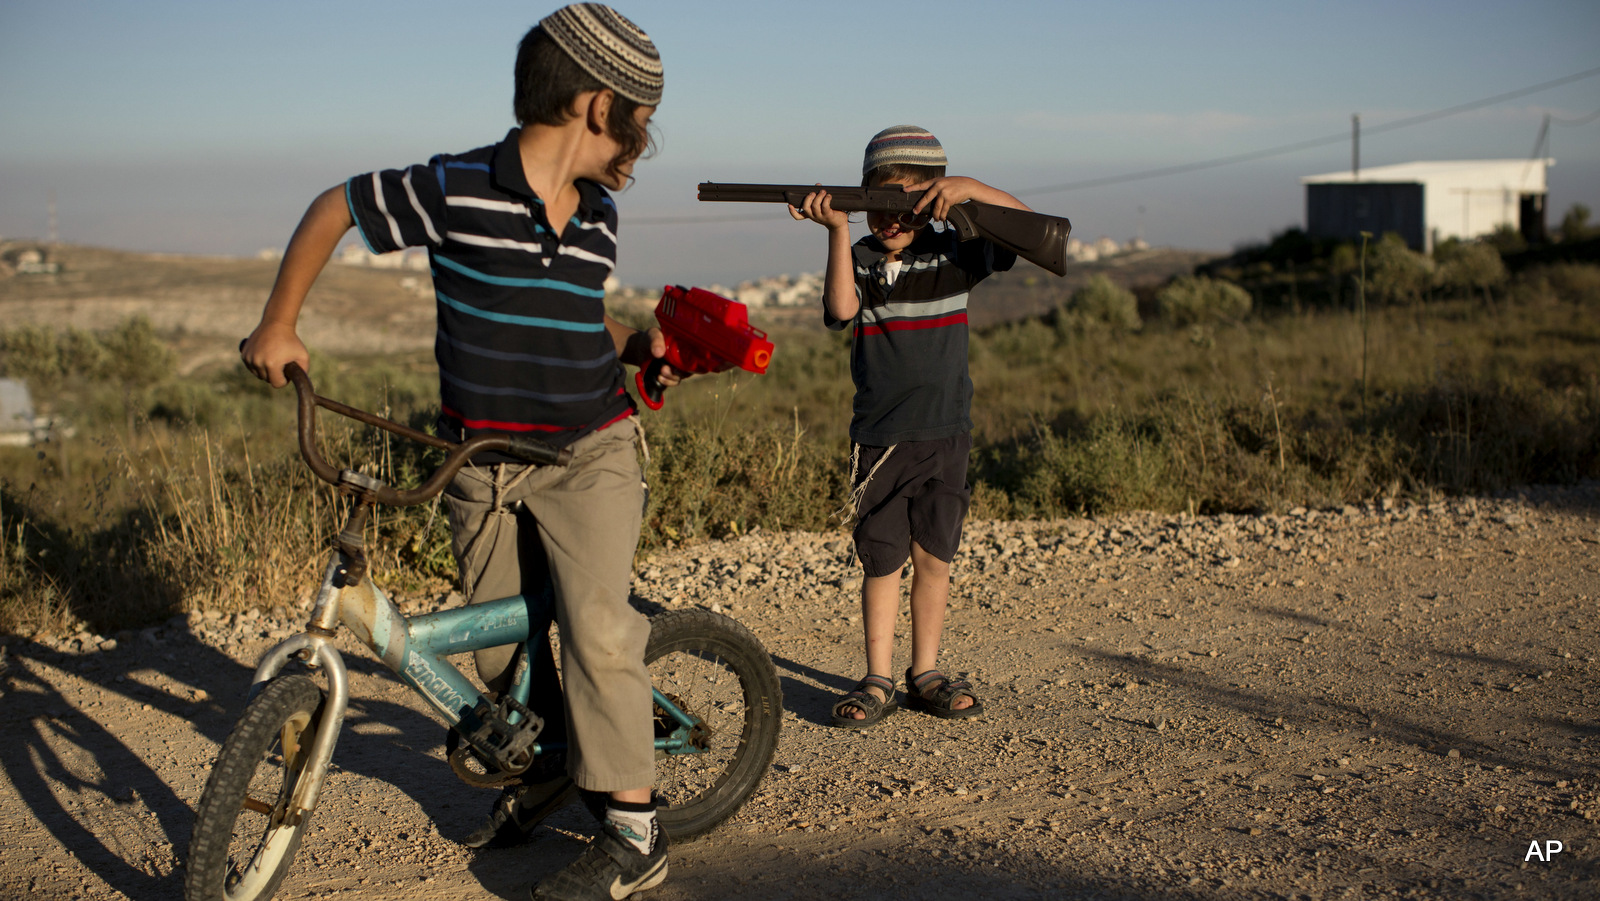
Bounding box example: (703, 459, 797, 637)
(345, 129, 632, 449)
(825, 229, 1015, 446)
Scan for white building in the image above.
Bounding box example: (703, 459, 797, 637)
(0, 379, 53, 446)
(1301, 159, 1552, 253)
(725, 272, 824, 307)
(1065, 236, 1133, 263)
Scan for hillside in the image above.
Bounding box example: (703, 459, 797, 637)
(0, 243, 1216, 364)
(0, 243, 438, 373)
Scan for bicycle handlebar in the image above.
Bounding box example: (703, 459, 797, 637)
(284, 362, 570, 506)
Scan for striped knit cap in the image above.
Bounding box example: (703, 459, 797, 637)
(862, 125, 947, 175)
(539, 4, 663, 106)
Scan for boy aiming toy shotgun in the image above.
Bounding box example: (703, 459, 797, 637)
(698, 181, 1071, 275)
(782, 125, 1065, 729)
(238, 6, 683, 899)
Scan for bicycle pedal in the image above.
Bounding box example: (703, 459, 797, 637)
(448, 698, 544, 788)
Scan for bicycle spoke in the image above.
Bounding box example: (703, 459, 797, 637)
(642, 611, 781, 841)
(651, 648, 744, 803)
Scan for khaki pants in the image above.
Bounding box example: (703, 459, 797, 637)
(443, 418, 653, 793)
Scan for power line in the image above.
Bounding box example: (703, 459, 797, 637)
(630, 211, 778, 225)
(1524, 105, 1600, 181)
(1018, 64, 1600, 196)
(1550, 107, 1600, 127)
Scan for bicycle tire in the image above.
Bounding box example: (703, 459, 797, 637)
(186, 674, 326, 901)
(645, 609, 782, 841)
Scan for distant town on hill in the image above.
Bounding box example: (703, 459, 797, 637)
(308, 233, 1155, 310)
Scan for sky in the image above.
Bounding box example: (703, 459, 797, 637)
(2, 0, 1597, 287)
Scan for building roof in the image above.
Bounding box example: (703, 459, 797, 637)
(1301, 158, 1554, 186)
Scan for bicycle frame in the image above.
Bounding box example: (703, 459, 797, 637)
(245, 545, 706, 824)
(234, 362, 710, 829)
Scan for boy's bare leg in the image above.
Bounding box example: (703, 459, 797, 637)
(844, 570, 902, 718)
(611, 788, 652, 804)
(907, 541, 972, 710)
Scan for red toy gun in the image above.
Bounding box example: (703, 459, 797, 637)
(636, 285, 775, 410)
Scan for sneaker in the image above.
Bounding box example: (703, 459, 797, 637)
(461, 771, 577, 850)
(530, 819, 668, 900)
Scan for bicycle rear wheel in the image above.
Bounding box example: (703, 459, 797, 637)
(645, 609, 781, 841)
(186, 674, 325, 901)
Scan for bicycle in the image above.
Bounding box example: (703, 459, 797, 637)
(184, 362, 783, 901)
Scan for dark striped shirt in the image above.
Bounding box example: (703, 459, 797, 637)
(825, 229, 1015, 445)
(345, 129, 631, 449)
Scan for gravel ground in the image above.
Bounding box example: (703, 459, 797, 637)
(2, 485, 1597, 900)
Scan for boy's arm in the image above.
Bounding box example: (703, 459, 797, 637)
(907, 176, 1032, 223)
(788, 189, 859, 322)
(242, 185, 353, 388)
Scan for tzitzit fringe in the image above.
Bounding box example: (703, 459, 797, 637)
(490, 461, 536, 513)
(629, 414, 651, 500)
(629, 414, 651, 465)
(836, 442, 897, 523)
(452, 460, 537, 601)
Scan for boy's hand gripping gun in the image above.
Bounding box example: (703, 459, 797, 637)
(636, 285, 775, 410)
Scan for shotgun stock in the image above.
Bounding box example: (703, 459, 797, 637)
(697, 182, 1073, 276)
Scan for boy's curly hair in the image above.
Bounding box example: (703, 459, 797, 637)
(514, 26, 656, 185)
(863, 162, 946, 189)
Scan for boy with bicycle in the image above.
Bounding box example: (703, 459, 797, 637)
(789, 126, 1031, 729)
(241, 5, 677, 898)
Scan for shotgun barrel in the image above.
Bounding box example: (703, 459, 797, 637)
(697, 182, 1072, 276)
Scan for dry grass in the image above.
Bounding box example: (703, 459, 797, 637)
(3, 265, 1598, 636)
(0, 393, 453, 637)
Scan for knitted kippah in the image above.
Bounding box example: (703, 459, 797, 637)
(539, 4, 663, 106)
(862, 125, 947, 175)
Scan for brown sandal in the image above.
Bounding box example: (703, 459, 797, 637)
(830, 674, 897, 729)
(905, 668, 984, 719)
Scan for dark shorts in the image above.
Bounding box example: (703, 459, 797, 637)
(851, 433, 972, 578)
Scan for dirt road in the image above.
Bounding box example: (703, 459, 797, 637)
(2, 486, 1596, 900)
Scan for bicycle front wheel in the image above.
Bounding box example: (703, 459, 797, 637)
(646, 609, 782, 841)
(186, 674, 326, 901)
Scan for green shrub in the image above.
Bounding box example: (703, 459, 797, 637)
(99, 316, 176, 388)
(1368, 233, 1433, 304)
(1056, 274, 1141, 334)
(1483, 223, 1527, 255)
(991, 415, 1179, 517)
(1559, 203, 1596, 243)
(1, 317, 179, 425)
(643, 417, 846, 545)
(0, 317, 175, 387)
(1156, 276, 1252, 326)
(61, 328, 113, 379)
(1434, 241, 1507, 303)
(1522, 263, 1600, 306)
(0, 324, 66, 388)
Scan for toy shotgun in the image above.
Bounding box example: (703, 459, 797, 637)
(637, 285, 774, 410)
(697, 182, 1073, 276)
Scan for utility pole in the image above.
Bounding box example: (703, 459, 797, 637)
(1352, 114, 1360, 180)
(48, 189, 58, 246)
